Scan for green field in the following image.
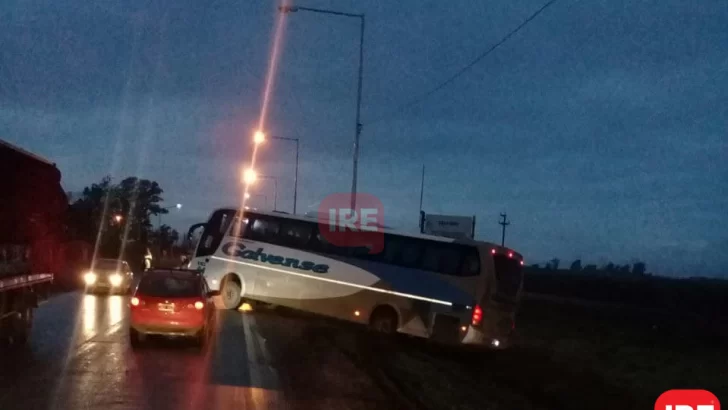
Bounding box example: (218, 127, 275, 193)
(362, 272, 728, 409)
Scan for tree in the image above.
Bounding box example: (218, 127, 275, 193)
(569, 259, 582, 271)
(632, 261, 647, 275)
(549, 258, 560, 270)
(604, 262, 615, 273)
(153, 224, 179, 253)
(116, 177, 168, 241)
(583, 264, 597, 272)
(66, 176, 169, 267)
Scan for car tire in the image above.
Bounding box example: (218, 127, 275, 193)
(221, 279, 242, 310)
(195, 329, 207, 350)
(129, 329, 144, 349)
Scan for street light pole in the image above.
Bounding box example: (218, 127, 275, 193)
(351, 14, 364, 211)
(279, 5, 365, 210)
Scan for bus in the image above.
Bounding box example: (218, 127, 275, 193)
(187, 208, 524, 348)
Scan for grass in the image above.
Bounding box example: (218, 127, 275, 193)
(346, 295, 727, 410)
(514, 298, 728, 402)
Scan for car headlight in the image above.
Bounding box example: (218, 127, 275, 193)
(83, 272, 97, 285)
(109, 274, 123, 286)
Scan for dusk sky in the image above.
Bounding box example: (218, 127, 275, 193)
(2, 0, 726, 276)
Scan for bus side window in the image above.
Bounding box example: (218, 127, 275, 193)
(310, 227, 349, 256)
(459, 247, 480, 277)
(280, 221, 313, 248)
(383, 235, 422, 268)
(421, 244, 461, 275)
(249, 218, 280, 243)
(229, 217, 249, 238)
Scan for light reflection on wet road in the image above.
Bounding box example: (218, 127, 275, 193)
(0, 292, 396, 410)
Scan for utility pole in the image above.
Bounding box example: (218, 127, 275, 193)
(418, 165, 425, 233)
(498, 213, 510, 246)
(418, 165, 425, 212)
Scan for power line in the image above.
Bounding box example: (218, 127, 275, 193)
(367, 0, 559, 126)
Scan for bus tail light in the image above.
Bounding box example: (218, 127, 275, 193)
(472, 305, 483, 326)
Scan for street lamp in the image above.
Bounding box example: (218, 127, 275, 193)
(242, 168, 257, 185)
(253, 130, 266, 145)
(158, 203, 182, 228)
(113, 214, 122, 223)
(280, 5, 365, 210)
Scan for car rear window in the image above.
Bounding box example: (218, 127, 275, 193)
(137, 275, 200, 298)
(95, 260, 124, 270)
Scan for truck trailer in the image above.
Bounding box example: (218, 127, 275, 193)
(0, 138, 66, 346)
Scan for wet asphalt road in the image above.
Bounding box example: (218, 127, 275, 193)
(0, 291, 399, 410)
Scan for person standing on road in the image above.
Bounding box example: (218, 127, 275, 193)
(144, 248, 153, 271)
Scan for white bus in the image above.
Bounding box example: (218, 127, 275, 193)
(187, 208, 524, 347)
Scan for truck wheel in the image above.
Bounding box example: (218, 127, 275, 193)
(221, 278, 242, 310)
(12, 308, 33, 346)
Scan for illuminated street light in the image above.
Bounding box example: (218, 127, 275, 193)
(243, 168, 258, 185)
(253, 130, 266, 144)
(158, 203, 183, 228)
(244, 192, 250, 199)
(113, 214, 122, 223)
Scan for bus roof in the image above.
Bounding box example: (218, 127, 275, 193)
(213, 207, 512, 252)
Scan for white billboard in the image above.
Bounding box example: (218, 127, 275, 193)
(420, 212, 475, 239)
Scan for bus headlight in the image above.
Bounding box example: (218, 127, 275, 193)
(109, 274, 123, 286)
(83, 272, 97, 285)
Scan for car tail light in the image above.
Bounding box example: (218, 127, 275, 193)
(194, 301, 204, 310)
(131, 297, 140, 306)
(472, 305, 483, 326)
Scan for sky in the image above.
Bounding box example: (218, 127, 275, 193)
(1, 0, 726, 277)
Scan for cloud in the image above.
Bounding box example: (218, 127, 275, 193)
(2, 0, 727, 277)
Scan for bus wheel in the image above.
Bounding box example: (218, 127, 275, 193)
(221, 276, 243, 310)
(369, 306, 398, 335)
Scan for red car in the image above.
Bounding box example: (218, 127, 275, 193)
(129, 269, 217, 348)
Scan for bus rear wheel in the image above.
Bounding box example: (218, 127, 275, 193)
(221, 277, 242, 310)
(369, 306, 398, 335)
